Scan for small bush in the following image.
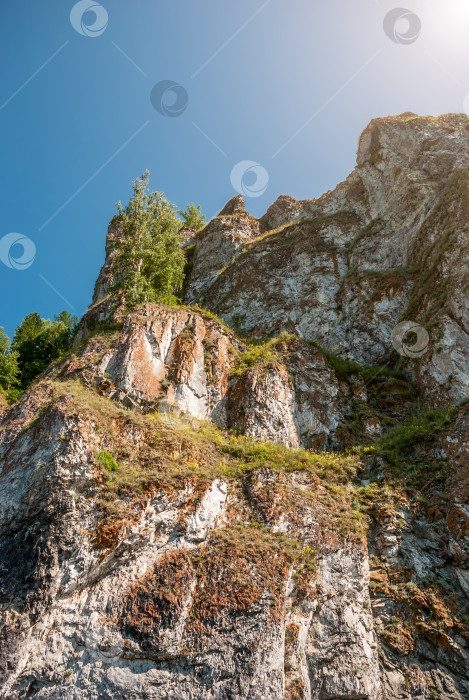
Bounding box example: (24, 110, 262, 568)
(96, 450, 119, 472)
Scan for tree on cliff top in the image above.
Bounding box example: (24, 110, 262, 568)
(178, 202, 206, 232)
(111, 171, 185, 308)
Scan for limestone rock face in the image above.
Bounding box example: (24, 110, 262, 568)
(227, 338, 348, 450)
(184, 197, 261, 304)
(365, 403, 469, 699)
(0, 373, 382, 700)
(183, 113, 469, 407)
(92, 218, 124, 306)
(1, 303, 468, 699)
(3, 114, 469, 698)
(67, 305, 416, 452)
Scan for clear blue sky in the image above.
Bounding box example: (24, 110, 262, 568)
(1, 0, 468, 337)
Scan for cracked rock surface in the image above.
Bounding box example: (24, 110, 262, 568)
(2, 113, 469, 698)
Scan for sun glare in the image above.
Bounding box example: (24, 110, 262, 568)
(425, 0, 469, 47)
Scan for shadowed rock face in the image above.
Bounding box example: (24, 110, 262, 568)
(92, 217, 125, 306)
(2, 114, 469, 698)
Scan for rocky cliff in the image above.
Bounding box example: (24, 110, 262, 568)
(184, 113, 469, 408)
(1, 113, 469, 699)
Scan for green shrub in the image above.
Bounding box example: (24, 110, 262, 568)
(371, 406, 457, 486)
(96, 450, 119, 472)
(375, 407, 455, 465)
(177, 202, 206, 232)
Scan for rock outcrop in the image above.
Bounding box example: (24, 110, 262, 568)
(1, 303, 468, 698)
(2, 113, 469, 698)
(68, 304, 419, 451)
(0, 366, 379, 699)
(183, 113, 469, 408)
(92, 218, 125, 306)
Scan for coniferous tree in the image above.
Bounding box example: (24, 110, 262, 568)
(111, 172, 185, 308)
(12, 311, 77, 390)
(178, 202, 206, 232)
(0, 327, 19, 401)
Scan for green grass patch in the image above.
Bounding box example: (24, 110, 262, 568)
(369, 406, 458, 486)
(230, 333, 296, 377)
(215, 432, 360, 483)
(306, 339, 408, 384)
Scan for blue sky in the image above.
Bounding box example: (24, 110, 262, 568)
(1, 0, 469, 337)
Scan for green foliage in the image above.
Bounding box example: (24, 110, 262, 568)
(231, 334, 295, 378)
(0, 327, 20, 402)
(111, 171, 185, 309)
(178, 202, 206, 232)
(0, 328, 10, 354)
(231, 313, 246, 331)
(11, 310, 78, 391)
(371, 406, 457, 486)
(96, 450, 119, 472)
(307, 339, 407, 383)
(231, 344, 280, 377)
(0, 354, 20, 402)
(215, 432, 360, 483)
(375, 407, 456, 465)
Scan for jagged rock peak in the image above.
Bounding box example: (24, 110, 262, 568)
(260, 194, 312, 230)
(87, 113, 469, 410)
(183, 113, 469, 408)
(92, 217, 124, 306)
(218, 194, 246, 216)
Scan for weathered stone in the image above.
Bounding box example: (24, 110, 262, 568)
(2, 113, 469, 699)
(184, 114, 469, 407)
